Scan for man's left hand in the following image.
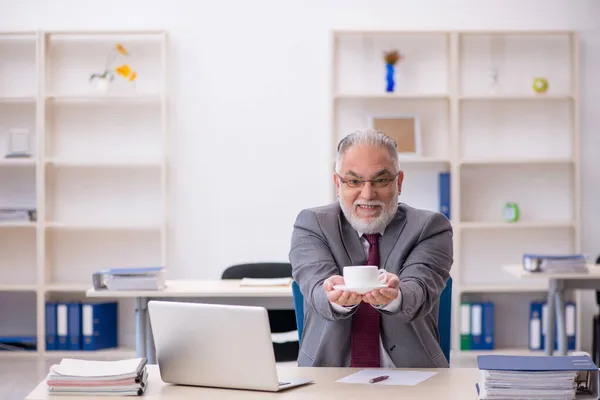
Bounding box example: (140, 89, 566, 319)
(362, 272, 400, 306)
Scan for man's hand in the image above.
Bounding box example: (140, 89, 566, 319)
(323, 275, 362, 307)
(363, 272, 400, 306)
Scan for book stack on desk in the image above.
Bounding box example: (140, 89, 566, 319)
(476, 354, 598, 400)
(92, 267, 166, 291)
(523, 254, 588, 273)
(46, 358, 148, 396)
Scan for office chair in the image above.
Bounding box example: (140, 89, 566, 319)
(221, 262, 299, 362)
(292, 276, 453, 364)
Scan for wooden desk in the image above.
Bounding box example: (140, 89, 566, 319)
(504, 264, 600, 356)
(26, 365, 480, 400)
(86, 280, 294, 363)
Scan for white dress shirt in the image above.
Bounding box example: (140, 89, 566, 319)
(329, 230, 402, 367)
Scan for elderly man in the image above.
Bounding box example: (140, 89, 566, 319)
(289, 129, 453, 368)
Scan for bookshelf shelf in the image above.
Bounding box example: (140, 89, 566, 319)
(0, 159, 37, 166)
(334, 93, 449, 100)
(331, 30, 581, 356)
(0, 30, 167, 359)
(460, 221, 575, 230)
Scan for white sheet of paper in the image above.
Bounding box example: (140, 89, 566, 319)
(336, 369, 438, 386)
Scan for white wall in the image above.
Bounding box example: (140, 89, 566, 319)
(2, 0, 599, 347)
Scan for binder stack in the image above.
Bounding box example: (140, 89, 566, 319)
(459, 301, 495, 350)
(523, 254, 588, 273)
(93, 267, 165, 291)
(46, 358, 148, 396)
(476, 354, 599, 400)
(46, 301, 118, 351)
(529, 300, 577, 351)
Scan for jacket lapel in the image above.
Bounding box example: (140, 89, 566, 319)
(380, 207, 407, 270)
(338, 214, 366, 266)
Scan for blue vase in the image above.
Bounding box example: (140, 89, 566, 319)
(385, 63, 395, 92)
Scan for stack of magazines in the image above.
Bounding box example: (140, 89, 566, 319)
(46, 358, 148, 396)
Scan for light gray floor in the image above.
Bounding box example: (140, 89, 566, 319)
(1, 354, 476, 400)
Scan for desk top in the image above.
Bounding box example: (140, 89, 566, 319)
(503, 264, 600, 280)
(86, 279, 293, 298)
(26, 365, 480, 400)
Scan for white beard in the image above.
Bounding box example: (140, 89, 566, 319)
(339, 194, 399, 234)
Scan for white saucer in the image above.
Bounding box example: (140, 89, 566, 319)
(333, 283, 388, 295)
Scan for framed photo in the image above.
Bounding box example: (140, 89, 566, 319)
(368, 115, 421, 156)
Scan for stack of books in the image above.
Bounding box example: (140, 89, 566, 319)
(46, 358, 148, 396)
(476, 354, 598, 400)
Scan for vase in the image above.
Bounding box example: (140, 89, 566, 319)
(94, 77, 110, 93)
(385, 63, 395, 92)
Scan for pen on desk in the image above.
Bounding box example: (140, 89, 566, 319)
(369, 375, 389, 384)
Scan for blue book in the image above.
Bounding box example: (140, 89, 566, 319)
(438, 172, 450, 220)
(102, 267, 164, 276)
(471, 302, 494, 350)
(56, 303, 68, 350)
(45, 302, 57, 351)
(67, 302, 82, 351)
(528, 301, 543, 351)
(82, 302, 118, 351)
(478, 354, 597, 371)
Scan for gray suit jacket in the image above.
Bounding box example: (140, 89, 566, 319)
(289, 202, 453, 368)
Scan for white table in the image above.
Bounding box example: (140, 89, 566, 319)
(503, 264, 600, 356)
(26, 364, 480, 399)
(86, 280, 294, 364)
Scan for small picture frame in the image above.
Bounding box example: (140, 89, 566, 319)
(368, 115, 421, 156)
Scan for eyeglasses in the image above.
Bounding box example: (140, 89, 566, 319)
(336, 172, 400, 189)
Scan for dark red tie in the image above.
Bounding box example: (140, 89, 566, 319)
(350, 233, 381, 368)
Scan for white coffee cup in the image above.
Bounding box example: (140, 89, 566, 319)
(343, 265, 387, 288)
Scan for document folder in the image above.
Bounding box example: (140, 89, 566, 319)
(477, 354, 600, 399)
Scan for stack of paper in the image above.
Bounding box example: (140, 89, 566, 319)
(476, 354, 598, 400)
(46, 358, 148, 396)
(477, 369, 578, 399)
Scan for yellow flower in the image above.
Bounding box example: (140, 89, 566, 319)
(129, 72, 137, 82)
(116, 64, 131, 78)
(116, 44, 128, 55)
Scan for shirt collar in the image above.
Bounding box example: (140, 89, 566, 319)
(357, 229, 385, 238)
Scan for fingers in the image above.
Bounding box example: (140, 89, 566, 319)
(386, 275, 400, 288)
(327, 289, 342, 302)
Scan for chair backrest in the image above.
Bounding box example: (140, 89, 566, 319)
(291, 276, 453, 364)
(291, 281, 304, 341)
(221, 262, 293, 280)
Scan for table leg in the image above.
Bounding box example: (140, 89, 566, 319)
(145, 300, 156, 364)
(554, 281, 567, 355)
(135, 297, 147, 358)
(545, 280, 556, 356)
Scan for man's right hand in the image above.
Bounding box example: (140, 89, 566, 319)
(323, 275, 362, 307)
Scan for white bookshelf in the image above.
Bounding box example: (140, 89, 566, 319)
(0, 30, 167, 359)
(331, 30, 580, 355)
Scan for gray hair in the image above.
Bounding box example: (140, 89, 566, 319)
(335, 128, 400, 173)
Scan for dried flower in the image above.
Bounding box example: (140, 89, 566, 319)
(90, 43, 136, 86)
(384, 50, 403, 65)
(116, 43, 128, 56)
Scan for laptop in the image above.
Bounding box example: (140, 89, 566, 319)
(148, 300, 313, 392)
